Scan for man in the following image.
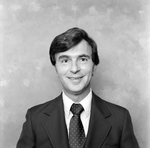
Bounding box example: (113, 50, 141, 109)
(17, 27, 140, 148)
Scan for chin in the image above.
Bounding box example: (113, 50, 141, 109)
(70, 89, 82, 94)
(69, 87, 89, 95)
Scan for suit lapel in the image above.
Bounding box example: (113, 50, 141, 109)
(43, 94, 69, 148)
(42, 93, 112, 148)
(84, 93, 112, 148)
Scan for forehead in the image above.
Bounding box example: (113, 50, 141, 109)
(55, 40, 92, 58)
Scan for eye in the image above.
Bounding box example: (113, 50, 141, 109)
(79, 57, 88, 62)
(61, 58, 70, 64)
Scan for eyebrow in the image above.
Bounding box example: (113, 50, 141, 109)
(58, 54, 91, 60)
(78, 54, 91, 58)
(58, 55, 70, 60)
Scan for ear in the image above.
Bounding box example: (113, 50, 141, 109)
(92, 65, 97, 76)
(54, 66, 58, 74)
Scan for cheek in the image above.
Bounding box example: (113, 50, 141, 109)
(82, 65, 94, 74)
(55, 65, 69, 76)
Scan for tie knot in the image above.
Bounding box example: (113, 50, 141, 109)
(70, 103, 84, 115)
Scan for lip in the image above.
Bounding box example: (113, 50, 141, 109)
(67, 76, 84, 80)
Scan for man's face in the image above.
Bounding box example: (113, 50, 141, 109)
(55, 40, 96, 97)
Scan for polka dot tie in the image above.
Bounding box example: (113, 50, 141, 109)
(69, 103, 86, 148)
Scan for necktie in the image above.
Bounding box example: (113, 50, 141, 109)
(69, 103, 86, 148)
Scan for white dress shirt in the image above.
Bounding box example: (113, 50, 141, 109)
(62, 90, 92, 137)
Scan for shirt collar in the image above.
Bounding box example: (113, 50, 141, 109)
(62, 89, 92, 119)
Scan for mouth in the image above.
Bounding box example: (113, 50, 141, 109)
(67, 76, 84, 80)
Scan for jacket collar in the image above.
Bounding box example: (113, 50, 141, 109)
(42, 92, 112, 148)
(84, 92, 112, 148)
(42, 94, 69, 148)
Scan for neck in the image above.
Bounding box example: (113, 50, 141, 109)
(63, 87, 91, 102)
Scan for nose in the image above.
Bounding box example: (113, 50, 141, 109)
(70, 61, 80, 74)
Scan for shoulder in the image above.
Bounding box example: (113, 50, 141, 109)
(103, 98, 128, 114)
(27, 94, 62, 116)
(93, 93, 132, 128)
(93, 92, 129, 118)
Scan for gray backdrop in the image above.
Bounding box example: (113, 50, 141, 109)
(1, 0, 150, 148)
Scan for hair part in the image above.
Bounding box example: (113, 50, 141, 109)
(49, 27, 99, 66)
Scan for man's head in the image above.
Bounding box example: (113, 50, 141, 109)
(49, 27, 100, 101)
(49, 27, 99, 66)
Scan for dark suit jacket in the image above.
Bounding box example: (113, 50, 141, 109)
(17, 92, 140, 148)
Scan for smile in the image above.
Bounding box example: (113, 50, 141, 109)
(68, 76, 83, 80)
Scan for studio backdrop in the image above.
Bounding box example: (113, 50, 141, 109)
(1, 0, 150, 148)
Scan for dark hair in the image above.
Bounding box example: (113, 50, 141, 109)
(49, 27, 99, 66)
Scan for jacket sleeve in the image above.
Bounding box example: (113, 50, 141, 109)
(17, 109, 35, 148)
(120, 110, 140, 148)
